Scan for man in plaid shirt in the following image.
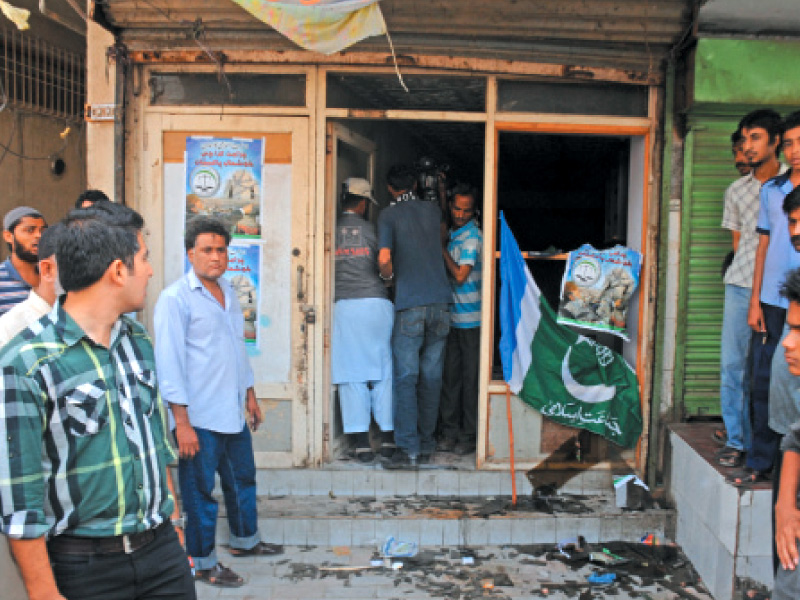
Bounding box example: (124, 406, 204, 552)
(0, 203, 194, 600)
(718, 111, 787, 471)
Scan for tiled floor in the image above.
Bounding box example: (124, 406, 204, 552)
(669, 421, 772, 490)
(195, 543, 714, 600)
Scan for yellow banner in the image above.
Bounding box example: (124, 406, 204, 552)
(231, 0, 386, 55)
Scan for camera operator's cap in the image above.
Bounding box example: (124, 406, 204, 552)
(4, 206, 43, 231)
(344, 177, 378, 205)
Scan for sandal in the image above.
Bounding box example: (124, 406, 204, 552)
(725, 467, 770, 487)
(195, 563, 244, 587)
(227, 542, 284, 557)
(355, 447, 375, 463)
(712, 428, 727, 445)
(379, 442, 396, 460)
(717, 447, 745, 468)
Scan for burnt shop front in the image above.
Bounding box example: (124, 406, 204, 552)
(84, 2, 691, 473)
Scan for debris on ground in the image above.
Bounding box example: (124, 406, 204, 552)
(382, 536, 418, 557)
(270, 541, 712, 600)
(614, 474, 655, 510)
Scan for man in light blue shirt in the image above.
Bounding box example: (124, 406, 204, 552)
(155, 216, 283, 589)
(439, 184, 482, 456)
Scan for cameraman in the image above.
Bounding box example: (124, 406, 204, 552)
(378, 164, 452, 469)
(416, 156, 449, 206)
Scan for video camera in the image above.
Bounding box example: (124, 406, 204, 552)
(416, 156, 450, 203)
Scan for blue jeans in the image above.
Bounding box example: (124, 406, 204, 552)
(720, 284, 752, 451)
(178, 426, 261, 570)
(769, 324, 800, 435)
(392, 304, 450, 457)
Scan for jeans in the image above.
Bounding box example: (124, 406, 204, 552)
(769, 324, 800, 435)
(773, 442, 785, 575)
(747, 302, 785, 472)
(720, 284, 752, 451)
(178, 426, 261, 570)
(392, 304, 450, 457)
(774, 541, 800, 599)
(49, 523, 196, 600)
(440, 327, 480, 443)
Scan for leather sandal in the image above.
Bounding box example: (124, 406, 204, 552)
(717, 448, 745, 468)
(355, 447, 375, 463)
(725, 467, 770, 487)
(712, 428, 727, 445)
(379, 442, 396, 460)
(195, 563, 244, 587)
(228, 542, 284, 556)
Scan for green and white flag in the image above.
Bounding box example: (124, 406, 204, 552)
(498, 213, 643, 448)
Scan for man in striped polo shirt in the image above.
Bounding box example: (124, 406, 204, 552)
(0, 206, 46, 316)
(439, 184, 482, 456)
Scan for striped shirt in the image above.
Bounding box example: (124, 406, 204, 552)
(447, 220, 482, 329)
(722, 164, 788, 289)
(0, 258, 32, 317)
(0, 305, 177, 539)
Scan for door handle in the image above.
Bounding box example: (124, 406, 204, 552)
(297, 265, 305, 301)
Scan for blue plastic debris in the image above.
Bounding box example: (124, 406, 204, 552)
(587, 573, 617, 584)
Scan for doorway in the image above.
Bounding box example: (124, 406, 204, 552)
(141, 112, 313, 468)
(485, 125, 648, 464)
(324, 117, 486, 459)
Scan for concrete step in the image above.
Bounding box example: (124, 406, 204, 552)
(253, 461, 616, 498)
(217, 492, 675, 548)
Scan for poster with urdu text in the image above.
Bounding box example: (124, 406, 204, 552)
(185, 136, 265, 240)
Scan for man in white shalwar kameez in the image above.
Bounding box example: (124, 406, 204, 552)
(332, 178, 394, 463)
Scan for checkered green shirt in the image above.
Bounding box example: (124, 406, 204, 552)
(0, 305, 177, 539)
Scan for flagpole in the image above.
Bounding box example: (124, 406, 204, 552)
(505, 383, 517, 507)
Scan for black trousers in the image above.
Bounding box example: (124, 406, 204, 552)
(747, 303, 785, 472)
(440, 327, 480, 443)
(49, 523, 196, 600)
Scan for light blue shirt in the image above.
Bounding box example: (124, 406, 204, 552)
(448, 220, 482, 329)
(154, 269, 255, 434)
(756, 172, 800, 308)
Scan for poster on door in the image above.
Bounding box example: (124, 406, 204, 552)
(185, 136, 264, 240)
(225, 243, 262, 347)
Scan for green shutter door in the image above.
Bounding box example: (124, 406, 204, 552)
(674, 112, 743, 417)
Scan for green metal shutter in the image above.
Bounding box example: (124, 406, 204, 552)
(674, 112, 743, 417)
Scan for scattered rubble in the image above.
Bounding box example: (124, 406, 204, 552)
(276, 541, 711, 600)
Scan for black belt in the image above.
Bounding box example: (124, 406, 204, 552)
(48, 521, 170, 555)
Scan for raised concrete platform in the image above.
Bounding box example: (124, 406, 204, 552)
(669, 423, 773, 600)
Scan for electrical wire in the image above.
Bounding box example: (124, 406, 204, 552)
(0, 76, 13, 167)
(0, 71, 8, 113)
(0, 109, 16, 168)
(0, 111, 77, 162)
(136, 0, 233, 99)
